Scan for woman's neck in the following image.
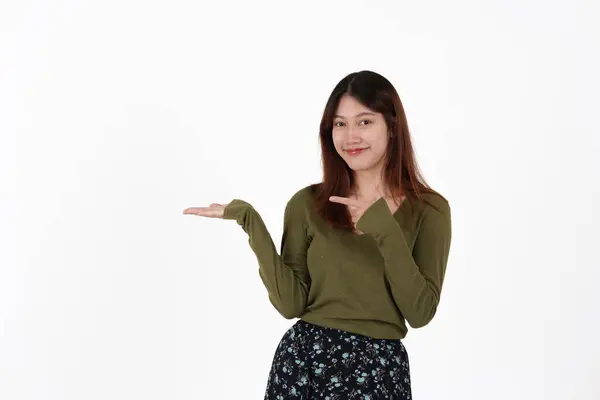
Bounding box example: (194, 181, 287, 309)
(351, 170, 388, 199)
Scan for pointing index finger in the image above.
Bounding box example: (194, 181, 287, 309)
(329, 196, 359, 207)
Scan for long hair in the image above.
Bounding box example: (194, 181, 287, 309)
(311, 70, 445, 231)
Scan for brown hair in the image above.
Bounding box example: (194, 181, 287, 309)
(311, 70, 445, 231)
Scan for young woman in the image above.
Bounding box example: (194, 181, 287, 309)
(184, 70, 452, 399)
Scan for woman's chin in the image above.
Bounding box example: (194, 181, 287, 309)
(346, 162, 374, 172)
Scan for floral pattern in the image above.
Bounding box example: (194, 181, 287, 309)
(264, 320, 411, 399)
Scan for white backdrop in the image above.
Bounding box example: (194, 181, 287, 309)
(2, 0, 599, 399)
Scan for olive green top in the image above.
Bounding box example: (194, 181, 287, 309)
(222, 184, 452, 339)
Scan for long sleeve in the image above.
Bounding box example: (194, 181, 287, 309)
(355, 196, 452, 328)
(222, 194, 312, 319)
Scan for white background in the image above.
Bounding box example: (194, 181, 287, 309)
(2, 0, 599, 399)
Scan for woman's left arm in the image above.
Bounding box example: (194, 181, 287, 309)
(355, 197, 452, 328)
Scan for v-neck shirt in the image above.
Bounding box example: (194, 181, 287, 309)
(223, 184, 452, 339)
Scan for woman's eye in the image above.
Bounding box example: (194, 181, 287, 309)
(333, 120, 371, 127)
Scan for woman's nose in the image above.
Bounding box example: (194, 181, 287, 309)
(347, 125, 360, 139)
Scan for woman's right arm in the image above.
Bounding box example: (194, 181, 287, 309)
(222, 191, 312, 319)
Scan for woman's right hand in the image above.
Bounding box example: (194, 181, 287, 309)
(183, 203, 229, 219)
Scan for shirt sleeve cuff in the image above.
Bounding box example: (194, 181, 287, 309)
(355, 197, 397, 238)
(222, 199, 252, 221)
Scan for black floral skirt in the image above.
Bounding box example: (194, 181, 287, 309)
(264, 319, 412, 399)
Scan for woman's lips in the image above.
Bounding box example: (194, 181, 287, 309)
(345, 147, 368, 156)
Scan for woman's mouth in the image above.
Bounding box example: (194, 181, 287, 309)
(345, 147, 369, 156)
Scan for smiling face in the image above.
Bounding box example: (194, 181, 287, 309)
(332, 94, 390, 175)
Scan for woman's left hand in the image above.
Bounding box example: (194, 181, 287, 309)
(329, 181, 386, 227)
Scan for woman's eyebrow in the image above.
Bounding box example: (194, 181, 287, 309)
(334, 112, 376, 119)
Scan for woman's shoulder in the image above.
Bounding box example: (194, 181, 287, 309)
(280, 184, 321, 227)
(408, 187, 451, 216)
(287, 183, 320, 207)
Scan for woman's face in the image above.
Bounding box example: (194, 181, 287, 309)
(332, 94, 389, 174)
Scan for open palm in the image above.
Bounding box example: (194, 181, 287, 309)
(183, 203, 229, 219)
